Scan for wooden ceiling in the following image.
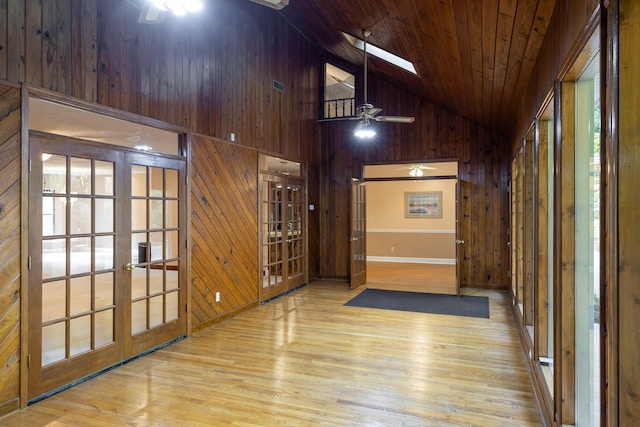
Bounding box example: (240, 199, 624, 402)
(280, 0, 557, 134)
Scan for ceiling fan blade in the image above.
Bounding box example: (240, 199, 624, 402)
(318, 116, 357, 123)
(367, 107, 383, 117)
(374, 116, 416, 123)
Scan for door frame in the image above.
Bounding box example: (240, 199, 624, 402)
(21, 87, 191, 407)
(360, 160, 461, 292)
(258, 170, 308, 302)
(350, 179, 367, 289)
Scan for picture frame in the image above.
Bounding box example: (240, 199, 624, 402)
(404, 191, 442, 218)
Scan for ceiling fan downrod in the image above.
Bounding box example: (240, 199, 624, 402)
(362, 29, 370, 106)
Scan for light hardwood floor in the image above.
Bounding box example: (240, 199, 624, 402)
(366, 261, 458, 295)
(2, 280, 542, 426)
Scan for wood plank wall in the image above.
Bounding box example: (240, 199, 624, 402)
(190, 134, 259, 330)
(508, 0, 640, 425)
(0, 83, 21, 417)
(0, 0, 322, 410)
(320, 74, 509, 288)
(511, 0, 600, 145)
(617, 1, 640, 424)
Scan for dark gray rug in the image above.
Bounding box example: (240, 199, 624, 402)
(344, 289, 490, 318)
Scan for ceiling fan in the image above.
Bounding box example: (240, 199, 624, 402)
(396, 163, 436, 177)
(353, 29, 415, 138)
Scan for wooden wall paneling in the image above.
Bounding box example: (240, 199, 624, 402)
(458, 117, 472, 286)
(0, 0, 6, 78)
(467, 122, 479, 286)
(320, 72, 508, 287)
(0, 84, 21, 416)
(536, 119, 549, 358)
(510, 157, 517, 299)
(493, 131, 505, 286)
(558, 81, 576, 425)
(511, 0, 601, 145)
(42, 1, 71, 93)
(190, 134, 259, 330)
(603, 3, 618, 426)
(24, 0, 42, 87)
(516, 149, 524, 307)
(524, 132, 535, 328)
(77, 0, 98, 102)
(6, 1, 25, 82)
(499, 0, 556, 134)
(476, 126, 488, 284)
(618, 0, 640, 423)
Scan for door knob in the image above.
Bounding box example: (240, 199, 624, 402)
(124, 263, 134, 271)
(455, 239, 465, 244)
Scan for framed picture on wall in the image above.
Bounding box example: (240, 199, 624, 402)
(404, 191, 442, 218)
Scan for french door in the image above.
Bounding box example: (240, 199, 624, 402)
(350, 180, 366, 289)
(260, 173, 306, 302)
(27, 132, 186, 400)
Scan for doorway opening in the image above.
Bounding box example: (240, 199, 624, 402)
(363, 161, 460, 295)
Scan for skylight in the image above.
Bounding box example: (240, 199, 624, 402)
(342, 32, 417, 75)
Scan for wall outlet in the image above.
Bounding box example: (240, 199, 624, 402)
(215, 292, 220, 303)
(391, 246, 395, 253)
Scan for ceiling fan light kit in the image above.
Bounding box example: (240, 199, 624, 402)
(137, 0, 203, 23)
(353, 121, 376, 138)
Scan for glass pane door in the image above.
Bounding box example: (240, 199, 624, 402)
(350, 180, 366, 289)
(127, 154, 186, 356)
(261, 174, 287, 301)
(286, 178, 305, 288)
(28, 133, 187, 401)
(28, 134, 122, 400)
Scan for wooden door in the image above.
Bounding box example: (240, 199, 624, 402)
(455, 179, 462, 295)
(260, 173, 308, 301)
(27, 132, 186, 401)
(285, 177, 306, 290)
(350, 180, 366, 289)
(260, 174, 288, 301)
(127, 153, 187, 356)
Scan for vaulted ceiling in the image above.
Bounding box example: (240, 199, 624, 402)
(278, 0, 557, 135)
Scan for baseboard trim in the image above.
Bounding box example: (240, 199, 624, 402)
(366, 256, 456, 265)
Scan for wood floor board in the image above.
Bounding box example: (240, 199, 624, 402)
(1, 280, 541, 426)
(366, 261, 458, 295)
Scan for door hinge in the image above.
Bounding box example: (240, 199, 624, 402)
(29, 159, 32, 172)
(185, 239, 189, 249)
(27, 354, 31, 368)
(186, 176, 189, 185)
(28, 256, 32, 270)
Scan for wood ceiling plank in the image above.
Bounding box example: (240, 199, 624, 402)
(451, 0, 477, 122)
(465, 0, 486, 126)
(481, 0, 499, 127)
(499, 0, 557, 132)
(491, 0, 539, 130)
(435, 0, 467, 118)
(279, 0, 557, 133)
(490, 0, 517, 131)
